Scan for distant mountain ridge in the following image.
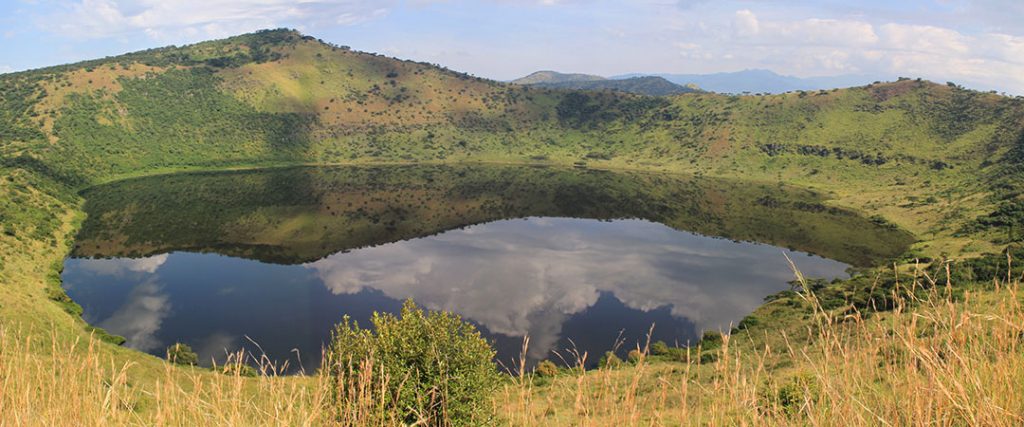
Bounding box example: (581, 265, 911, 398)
(612, 69, 890, 94)
(513, 69, 885, 95)
(511, 70, 605, 85)
(530, 76, 698, 96)
(512, 71, 697, 96)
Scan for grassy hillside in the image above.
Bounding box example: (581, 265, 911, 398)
(2, 29, 1020, 257)
(1, 28, 1024, 425)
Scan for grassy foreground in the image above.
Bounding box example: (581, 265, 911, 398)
(4, 254, 1023, 425)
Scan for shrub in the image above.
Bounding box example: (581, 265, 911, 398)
(735, 315, 760, 331)
(698, 351, 718, 364)
(759, 372, 820, 416)
(627, 349, 643, 364)
(84, 326, 126, 346)
(665, 347, 690, 362)
(700, 330, 723, 350)
(598, 351, 622, 369)
(166, 343, 198, 366)
(326, 300, 498, 426)
(535, 360, 558, 377)
(650, 340, 670, 356)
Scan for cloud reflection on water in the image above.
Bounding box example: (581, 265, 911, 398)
(306, 217, 847, 359)
(96, 279, 171, 352)
(73, 254, 169, 276)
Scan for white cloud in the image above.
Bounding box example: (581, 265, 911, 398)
(707, 8, 1024, 92)
(733, 9, 759, 36)
(0, 65, 12, 74)
(45, 0, 394, 41)
(879, 23, 968, 55)
(732, 11, 878, 48)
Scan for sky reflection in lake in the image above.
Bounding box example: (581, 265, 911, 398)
(64, 217, 848, 369)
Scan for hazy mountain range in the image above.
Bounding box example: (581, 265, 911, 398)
(514, 69, 890, 95)
(512, 72, 698, 96)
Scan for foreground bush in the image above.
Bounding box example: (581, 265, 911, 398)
(166, 343, 198, 366)
(325, 299, 499, 426)
(598, 351, 622, 369)
(534, 360, 559, 377)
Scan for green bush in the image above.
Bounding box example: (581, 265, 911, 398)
(218, 362, 258, 377)
(326, 300, 498, 426)
(166, 343, 199, 366)
(759, 372, 820, 416)
(665, 347, 691, 362)
(598, 351, 622, 369)
(84, 326, 126, 346)
(650, 340, 670, 356)
(700, 330, 724, 350)
(627, 349, 643, 364)
(534, 360, 558, 377)
(735, 314, 761, 331)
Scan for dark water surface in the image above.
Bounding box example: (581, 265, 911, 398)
(63, 165, 913, 370)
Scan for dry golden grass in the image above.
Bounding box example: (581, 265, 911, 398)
(0, 327, 335, 426)
(497, 265, 1024, 426)
(2, 263, 1023, 426)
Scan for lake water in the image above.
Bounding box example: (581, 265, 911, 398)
(62, 165, 913, 370)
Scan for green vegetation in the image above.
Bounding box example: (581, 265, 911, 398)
(534, 360, 559, 377)
(327, 300, 499, 426)
(166, 343, 199, 366)
(72, 165, 913, 266)
(598, 351, 623, 369)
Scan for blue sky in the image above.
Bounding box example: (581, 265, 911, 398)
(2, 0, 1024, 93)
